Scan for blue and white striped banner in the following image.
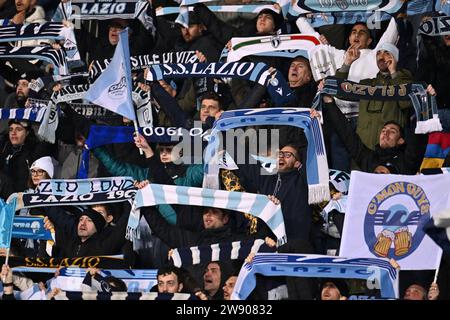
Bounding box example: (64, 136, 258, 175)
(0, 106, 45, 123)
(53, 291, 197, 300)
(232, 253, 399, 300)
(134, 183, 287, 246)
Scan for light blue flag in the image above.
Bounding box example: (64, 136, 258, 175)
(0, 197, 17, 248)
(84, 29, 136, 121)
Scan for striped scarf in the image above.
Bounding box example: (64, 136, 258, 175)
(226, 34, 320, 63)
(232, 253, 399, 300)
(89, 51, 199, 80)
(0, 45, 67, 75)
(317, 77, 443, 134)
(0, 22, 80, 61)
(133, 184, 287, 246)
(420, 132, 450, 170)
(170, 239, 275, 268)
(54, 291, 197, 300)
(16, 177, 136, 210)
(70, 0, 138, 20)
(54, 267, 157, 293)
(145, 62, 295, 106)
(53, 0, 156, 34)
(0, 106, 45, 122)
(204, 108, 330, 204)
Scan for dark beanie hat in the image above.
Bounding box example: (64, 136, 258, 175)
(82, 207, 106, 233)
(320, 278, 349, 298)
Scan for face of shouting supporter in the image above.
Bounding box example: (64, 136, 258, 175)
(222, 276, 238, 300)
(277, 146, 301, 173)
(77, 216, 98, 241)
(288, 58, 312, 88)
(108, 25, 125, 45)
(157, 272, 183, 293)
(348, 24, 372, 49)
(321, 282, 342, 300)
(203, 262, 222, 296)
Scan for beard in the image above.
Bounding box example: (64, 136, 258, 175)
(16, 93, 27, 105)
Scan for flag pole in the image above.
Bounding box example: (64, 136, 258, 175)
(133, 120, 144, 155)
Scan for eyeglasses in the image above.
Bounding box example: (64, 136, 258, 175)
(30, 169, 45, 176)
(278, 151, 298, 160)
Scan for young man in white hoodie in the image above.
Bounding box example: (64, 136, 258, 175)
(297, 16, 399, 172)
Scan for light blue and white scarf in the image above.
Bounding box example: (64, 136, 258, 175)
(53, 267, 158, 293)
(232, 253, 399, 300)
(204, 108, 330, 204)
(133, 183, 287, 246)
(54, 291, 197, 300)
(171, 239, 275, 268)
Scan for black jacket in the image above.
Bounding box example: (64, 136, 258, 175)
(236, 163, 312, 242)
(323, 100, 427, 174)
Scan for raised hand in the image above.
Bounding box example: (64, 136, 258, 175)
(344, 44, 361, 66)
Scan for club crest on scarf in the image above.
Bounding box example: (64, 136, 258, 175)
(270, 34, 281, 48)
(363, 181, 431, 260)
